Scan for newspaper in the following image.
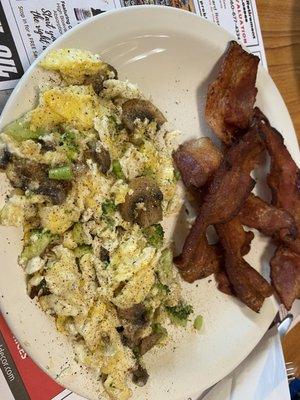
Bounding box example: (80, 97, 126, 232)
(0, 0, 266, 100)
(0, 1, 266, 399)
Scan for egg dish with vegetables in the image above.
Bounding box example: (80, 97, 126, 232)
(0, 49, 197, 400)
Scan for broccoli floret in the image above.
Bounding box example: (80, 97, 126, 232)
(112, 160, 125, 180)
(102, 200, 116, 215)
(74, 245, 92, 258)
(157, 248, 173, 284)
(60, 131, 78, 161)
(155, 281, 170, 295)
(165, 304, 193, 327)
(21, 229, 58, 264)
(101, 200, 116, 228)
(108, 115, 118, 129)
(143, 224, 164, 248)
(152, 323, 167, 337)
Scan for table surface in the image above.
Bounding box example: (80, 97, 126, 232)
(256, 0, 300, 142)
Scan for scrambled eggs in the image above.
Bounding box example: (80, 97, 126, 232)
(0, 48, 193, 400)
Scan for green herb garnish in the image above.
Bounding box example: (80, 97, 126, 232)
(165, 304, 193, 327)
(143, 224, 164, 248)
(102, 200, 116, 215)
(112, 160, 125, 179)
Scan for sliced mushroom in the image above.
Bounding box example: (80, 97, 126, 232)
(84, 141, 111, 174)
(116, 225, 126, 236)
(29, 278, 51, 299)
(83, 74, 105, 94)
(105, 64, 118, 80)
(100, 373, 108, 383)
(119, 177, 163, 227)
(122, 99, 166, 132)
(37, 181, 71, 205)
(116, 304, 149, 350)
(139, 332, 162, 356)
(5, 156, 46, 190)
(83, 63, 118, 94)
(73, 161, 88, 176)
(0, 145, 11, 170)
(118, 329, 135, 349)
(131, 364, 149, 387)
(113, 281, 126, 297)
(117, 304, 148, 327)
(5, 156, 71, 204)
(116, 326, 124, 333)
(100, 246, 110, 262)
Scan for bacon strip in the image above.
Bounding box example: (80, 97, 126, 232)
(173, 138, 222, 189)
(255, 108, 300, 254)
(173, 133, 295, 247)
(216, 218, 273, 312)
(175, 128, 263, 282)
(179, 241, 222, 283)
(270, 247, 300, 310)
(215, 217, 254, 297)
(259, 112, 300, 212)
(252, 108, 300, 309)
(215, 269, 233, 296)
(239, 194, 297, 243)
(205, 41, 259, 145)
(175, 78, 299, 310)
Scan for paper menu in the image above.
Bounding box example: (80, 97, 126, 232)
(0, 0, 266, 94)
(0, 314, 77, 400)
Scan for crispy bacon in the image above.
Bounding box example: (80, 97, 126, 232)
(270, 247, 300, 310)
(257, 110, 300, 213)
(239, 193, 297, 243)
(252, 108, 300, 309)
(205, 41, 259, 145)
(216, 218, 273, 312)
(173, 138, 222, 189)
(199, 128, 263, 223)
(241, 229, 255, 256)
(175, 128, 264, 282)
(172, 138, 223, 282)
(255, 108, 300, 254)
(179, 241, 221, 283)
(197, 41, 299, 311)
(215, 269, 233, 296)
(215, 217, 254, 297)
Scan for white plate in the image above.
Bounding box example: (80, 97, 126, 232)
(0, 6, 298, 400)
